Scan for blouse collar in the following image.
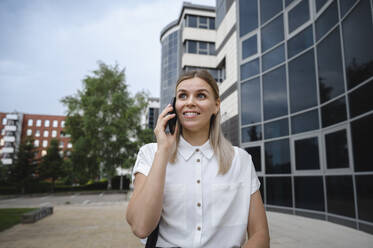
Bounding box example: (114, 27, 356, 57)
(178, 135, 214, 161)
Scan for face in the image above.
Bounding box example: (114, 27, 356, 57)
(175, 77, 220, 134)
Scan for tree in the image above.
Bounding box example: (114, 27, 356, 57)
(61, 62, 148, 189)
(8, 137, 37, 194)
(38, 139, 64, 192)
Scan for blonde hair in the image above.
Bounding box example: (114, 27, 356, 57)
(170, 70, 234, 175)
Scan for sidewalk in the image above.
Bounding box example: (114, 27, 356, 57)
(0, 201, 372, 248)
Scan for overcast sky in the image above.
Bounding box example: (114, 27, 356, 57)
(0, 0, 215, 115)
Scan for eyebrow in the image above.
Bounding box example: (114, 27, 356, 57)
(177, 89, 210, 94)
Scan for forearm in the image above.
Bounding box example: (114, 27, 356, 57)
(243, 230, 270, 248)
(126, 148, 169, 238)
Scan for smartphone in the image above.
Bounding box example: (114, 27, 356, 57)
(165, 97, 177, 134)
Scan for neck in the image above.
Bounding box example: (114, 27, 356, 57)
(182, 128, 209, 146)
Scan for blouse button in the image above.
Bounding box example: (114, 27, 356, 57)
(197, 179, 200, 184)
(196, 158, 200, 163)
(197, 202, 201, 207)
(197, 226, 201, 231)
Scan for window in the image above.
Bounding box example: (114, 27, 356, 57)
(295, 137, 320, 170)
(266, 177, 293, 207)
(34, 140, 39, 147)
(185, 15, 215, 30)
(340, 0, 358, 18)
(245, 147, 261, 171)
(242, 125, 262, 143)
(325, 129, 349, 169)
(52, 130, 57, 138)
(260, 0, 282, 24)
(287, 25, 313, 59)
(59, 141, 64, 148)
(240, 58, 259, 80)
(315, 1, 338, 41)
(67, 143, 72, 149)
(36, 120, 41, 127)
(27, 119, 33, 126)
(326, 176, 355, 218)
(349, 80, 373, 118)
(26, 129, 32, 136)
(351, 114, 373, 172)
(242, 35, 257, 59)
(41, 150, 47, 156)
(262, 43, 285, 71)
(217, 59, 226, 83)
(317, 27, 345, 103)
(265, 138, 291, 174)
(288, 50, 318, 113)
(291, 109, 319, 134)
(61, 121, 65, 128)
(188, 15, 197, 27)
(239, 0, 258, 37)
(241, 77, 261, 124)
(288, 0, 310, 33)
(263, 65, 288, 120)
(52, 120, 58, 127)
(261, 15, 284, 52)
(43, 130, 49, 137)
(356, 175, 373, 222)
(35, 130, 40, 137)
(264, 118, 289, 139)
(42, 140, 48, 148)
(321, 96, 347, 127)
(342, 0, 373, 89)
(44, 120, 50, 127)
(186, 41, 215, 55)
(315, 0, 328, 12)
(2, 118, 6, 125)
(294, 176, 324, 211)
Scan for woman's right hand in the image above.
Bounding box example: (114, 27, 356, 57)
(153, 104, 178, 155)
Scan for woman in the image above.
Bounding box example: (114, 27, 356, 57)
(126, 70, 270, 248)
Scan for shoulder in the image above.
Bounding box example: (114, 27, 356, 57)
(138, 143, 157, 156)
(232, 146, 252, 161)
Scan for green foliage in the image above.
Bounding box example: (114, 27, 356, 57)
(7, 137, 37, 194)
(0, 208, 37, 232)
(38, 139, 64, 192)
(61, 62, 150, 188)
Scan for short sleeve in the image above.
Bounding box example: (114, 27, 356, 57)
(237, 147, 261, 195)
(249, 157, 261, 195)
(131, 143, 157, 184)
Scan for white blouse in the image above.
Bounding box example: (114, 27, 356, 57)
(132, 136, 260, 248)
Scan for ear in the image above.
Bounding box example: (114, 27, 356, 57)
(215, 98, 221, 115)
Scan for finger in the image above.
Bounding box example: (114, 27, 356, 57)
(158, 104, 174, 119)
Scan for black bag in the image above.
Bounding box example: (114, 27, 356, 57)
(145, 224, 159, 248)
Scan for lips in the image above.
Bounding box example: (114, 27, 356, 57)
(183, 111, 200, 117)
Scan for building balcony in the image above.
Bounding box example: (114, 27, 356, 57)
(6, 114, 18, 120)
(4, 126, 16, 132)
(1, 158, 12, 165)
(3, 136, 15, 142)
(1, 147, 14, 154)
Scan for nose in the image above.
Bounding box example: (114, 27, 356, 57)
(186, 95, 196, 106)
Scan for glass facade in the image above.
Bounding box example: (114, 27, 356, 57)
(238, 0, 373, 233)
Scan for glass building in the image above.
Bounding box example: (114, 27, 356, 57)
(237, 0, 373, 233)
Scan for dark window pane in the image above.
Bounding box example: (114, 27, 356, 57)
(263, 66, 288, 120)
(259, 177, 264, 200)
(242, 35, 257, 59)
(285, 0, 296, 7)
(209, 43, 216, 55)
(266, 177, 293, 207)
(294, 176, 325, 211)
(326, 176, 355, 218)
(199, 16, 207, 24)
(245, 146, 261, 171)
(295, 137, 320, 170)
(291, 109, 319, 134)
(288, 0, 310, 33)
(189, 15, 197, 27)
(241, 77, 261, 124)
(260, 0, 282, 24)
(188, 40, 197, 53)
(321, 96, 347, 127)
(349, 80, 373, 118)
(351, 114, 373, 172)
(209, 18, 215, 29)
(242, 125, 262, 142)
(356, 175, 373, 222)
(199, 42, 207, 49)
(340, 0, 358, 18)
(265, 138, 291, 174)
(240, 58, 259, 80)
(342, 0, 373, 89)
(287, 25, 313, 59)
(325, 130, 349, 169)
(264, 118, 289, 139)
(262, 43, 285, 71)
(261, 15, 284, 52)
(289, 50, 318, 113)
(315, 1, 338, 41)
(239, 0, 258, 37)
(317, 27, 345, 103)
(315, 0, 328, 12)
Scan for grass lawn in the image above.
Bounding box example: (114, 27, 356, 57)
(0, 208, 38, 232)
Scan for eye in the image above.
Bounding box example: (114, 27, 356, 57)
(178, 93, 187, 99)
(197, 93, 206, 99)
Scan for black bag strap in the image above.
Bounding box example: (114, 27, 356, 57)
(145, 223, 159, 248)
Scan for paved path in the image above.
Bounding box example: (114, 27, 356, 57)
(0, 194, 373, 247)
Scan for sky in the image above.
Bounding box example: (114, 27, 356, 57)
(0, 0, 215, 115)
